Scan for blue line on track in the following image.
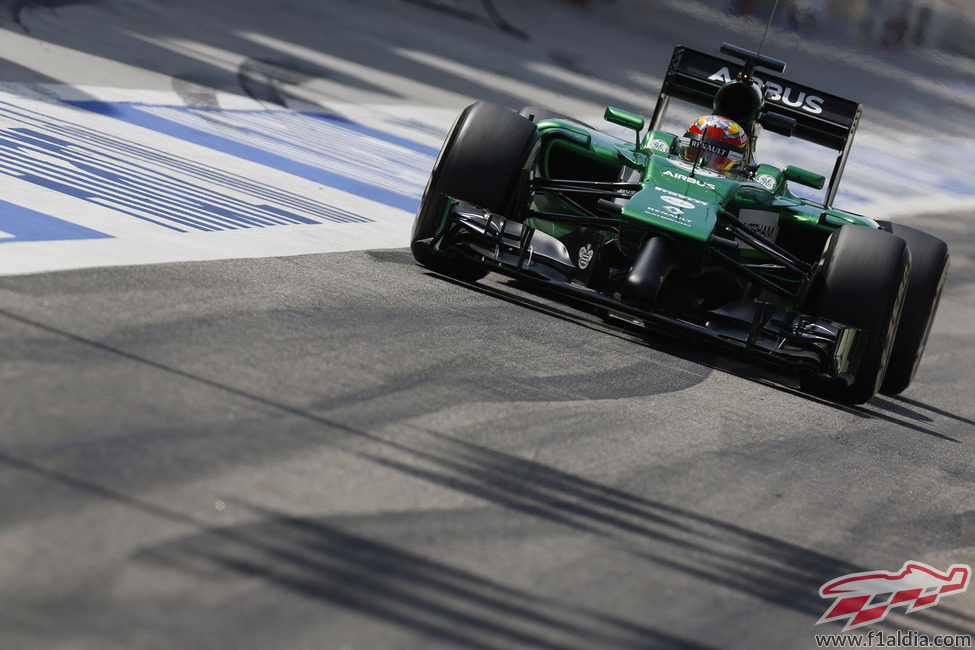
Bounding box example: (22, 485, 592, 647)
(0, 200, 111, 243)
(69, 102, 433, 214)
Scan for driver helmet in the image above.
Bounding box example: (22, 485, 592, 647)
(681, 115, 749, 174)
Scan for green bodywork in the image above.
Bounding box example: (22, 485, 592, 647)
(528, 110, 875, 307)
(414, 45, 892, 390)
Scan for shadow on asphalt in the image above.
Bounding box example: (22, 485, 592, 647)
(122, 427, 975, 645)
(397, 250, 973, 444)
(2, 351, 972, 645)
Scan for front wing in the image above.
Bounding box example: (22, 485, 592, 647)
(416, 200, 864, 383)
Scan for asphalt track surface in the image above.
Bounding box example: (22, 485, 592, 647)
(2, 1, 975, 649)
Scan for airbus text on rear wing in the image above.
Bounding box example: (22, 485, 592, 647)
(649, 45, 863, 206)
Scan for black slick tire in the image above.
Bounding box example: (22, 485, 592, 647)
(411, 101, 539, 281)
(877, 221, 949, 395)
(800, 225, 910, 405)
(518, 106, 594, 129)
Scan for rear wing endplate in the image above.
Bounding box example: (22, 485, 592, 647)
(649, 46, 862, 206)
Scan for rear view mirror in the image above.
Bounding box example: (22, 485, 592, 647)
(783, 165, 825, 190)
(604, 106, 645, 133)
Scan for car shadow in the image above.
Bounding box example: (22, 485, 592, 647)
(415, 262, 972, 443)
(419, 264, 841, 402)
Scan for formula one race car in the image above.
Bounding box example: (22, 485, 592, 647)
(410, 43, 949, 404)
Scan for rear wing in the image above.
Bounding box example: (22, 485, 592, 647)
(649, 45, 863, 207)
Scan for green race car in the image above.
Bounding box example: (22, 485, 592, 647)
(410, 43, 949, 405)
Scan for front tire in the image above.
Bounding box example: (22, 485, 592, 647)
(411, 102, 539, 281)
(800, 225, 910, 405)
(877, 221, 949, 395)
(518, 105, 594, 129)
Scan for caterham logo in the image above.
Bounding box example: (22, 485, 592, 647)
(661, 195, 697, 211)
(577, 244, 594, 270)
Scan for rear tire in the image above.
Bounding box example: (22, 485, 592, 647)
(799, 225, 910, 405)
(877, 221, 949, 395)
(411, 102, 539, 281)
